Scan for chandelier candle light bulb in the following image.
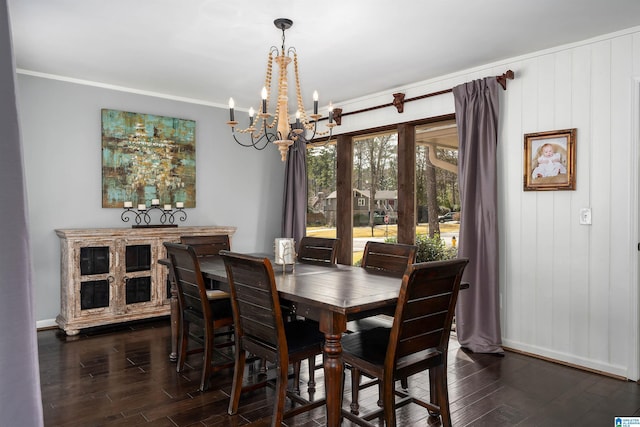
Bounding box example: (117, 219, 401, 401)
(261, 87, 268, 114)
(313, 90, 319, 114)
(228, 98, 235, 121)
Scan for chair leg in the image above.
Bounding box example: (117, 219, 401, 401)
(293, 361, 301, 393)
(382, 377, 397, 427)
(228, 350, 246, 415)
(273, 363, 288, 427)
(307, 355, 316, 392)
(199, 323, 215, 391)
(176, 318, 189, 373)
(350, 367, 361, 415)
(433, 365, 451, 427)
(428, 368, 440, 417)
(400, 377, 408, 390)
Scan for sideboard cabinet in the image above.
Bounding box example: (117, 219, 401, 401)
(55, 226, 236, 335)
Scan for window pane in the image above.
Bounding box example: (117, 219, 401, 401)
(352, 132, 398, 265)
(415, 120, 460, 255)
(306, 143, 337, 239)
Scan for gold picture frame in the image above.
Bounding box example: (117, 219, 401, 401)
(523, 128, 576, 191)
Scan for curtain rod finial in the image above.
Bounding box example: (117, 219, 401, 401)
(392, 93, 406, 113)
(497, 70, 515, 90)
(332, 108, 342, 126)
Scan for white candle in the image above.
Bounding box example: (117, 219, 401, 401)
(151, 199, 160, 206)
(176, 202, 184, 208)
(137, 204, 146, 211)
(164, 204, 172, 211)
(123, 201, 132, 208)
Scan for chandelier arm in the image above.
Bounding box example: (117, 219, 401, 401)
(231, 118, 279, 149)
(264, 118, 282, 141)
(304, 121, 318, 141)
(231, 131, 271, 150)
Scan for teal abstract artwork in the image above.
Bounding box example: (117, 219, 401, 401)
(101, 109, 196, 208)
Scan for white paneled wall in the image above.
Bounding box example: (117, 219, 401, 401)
(498, 30, 639, 378)
(339, 27, 640, 379)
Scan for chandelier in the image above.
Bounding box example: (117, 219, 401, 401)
(226, 18, 336, 162)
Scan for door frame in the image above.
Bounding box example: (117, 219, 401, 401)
(631, 77, 640, 381)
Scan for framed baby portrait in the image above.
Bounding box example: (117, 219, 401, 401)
(523, 128, 576, 191)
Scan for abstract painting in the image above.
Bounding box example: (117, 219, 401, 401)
(101, 109, 196, 207)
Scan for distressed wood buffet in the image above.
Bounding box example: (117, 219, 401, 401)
(55, 226, 236, 335)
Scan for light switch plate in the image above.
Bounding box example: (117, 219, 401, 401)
(580, 208, 592, 225)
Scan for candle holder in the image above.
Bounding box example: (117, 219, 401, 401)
(121, 203, 187, 228)
(274, 238, 296, 274)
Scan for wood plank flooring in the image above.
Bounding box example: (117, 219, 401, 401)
(38, 318, 640, 426)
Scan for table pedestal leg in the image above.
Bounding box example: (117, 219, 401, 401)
(323, 332, 343, 426)
(321, 312, 346, 426)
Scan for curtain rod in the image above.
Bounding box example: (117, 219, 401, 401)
(330, 70, 514, 125)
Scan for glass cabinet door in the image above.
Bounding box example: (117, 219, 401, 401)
(124, 243, 152, 305)
(78, 246, 111, 310)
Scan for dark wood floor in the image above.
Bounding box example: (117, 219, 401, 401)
(38, 318, 640, 426)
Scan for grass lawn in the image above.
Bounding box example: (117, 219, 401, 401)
(307, 223, 460, 239)
(307, 223, 460, 264)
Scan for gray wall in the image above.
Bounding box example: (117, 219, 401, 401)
(16, 74, 285, 324)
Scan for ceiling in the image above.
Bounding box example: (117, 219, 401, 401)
(8, 1, 640, 113)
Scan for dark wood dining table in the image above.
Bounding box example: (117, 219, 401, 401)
(197, 255, 404, 427)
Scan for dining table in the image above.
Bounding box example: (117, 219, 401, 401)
(196, 255, 404, 427)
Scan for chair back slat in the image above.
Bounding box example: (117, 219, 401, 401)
(220, 251, 286, 356)
(361, 241, 417, 277)
(397, 312, 448, 354)
(180, 235, 230, 257)
(297, 237, 339, 265)
(389, 258, 468, 363)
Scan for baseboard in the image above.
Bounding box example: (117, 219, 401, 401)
(36, 318, 58, 330)
(502, 338, 629, 380)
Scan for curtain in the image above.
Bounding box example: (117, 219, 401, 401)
(452, 77, 504, 354)
(281, 127, 307, 246)
(0, 0, 45, 424)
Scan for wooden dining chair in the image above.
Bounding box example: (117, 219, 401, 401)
(219, 250, 325, 426)
(361, 241, 417, 275)
(180, 234, 231, 290)
(164, 242, 235, 392)
(342, 258, 469, 427)
(348, 241, 417, 333)
(297, 236, 339, 265)
(180, 234, 230, 257)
